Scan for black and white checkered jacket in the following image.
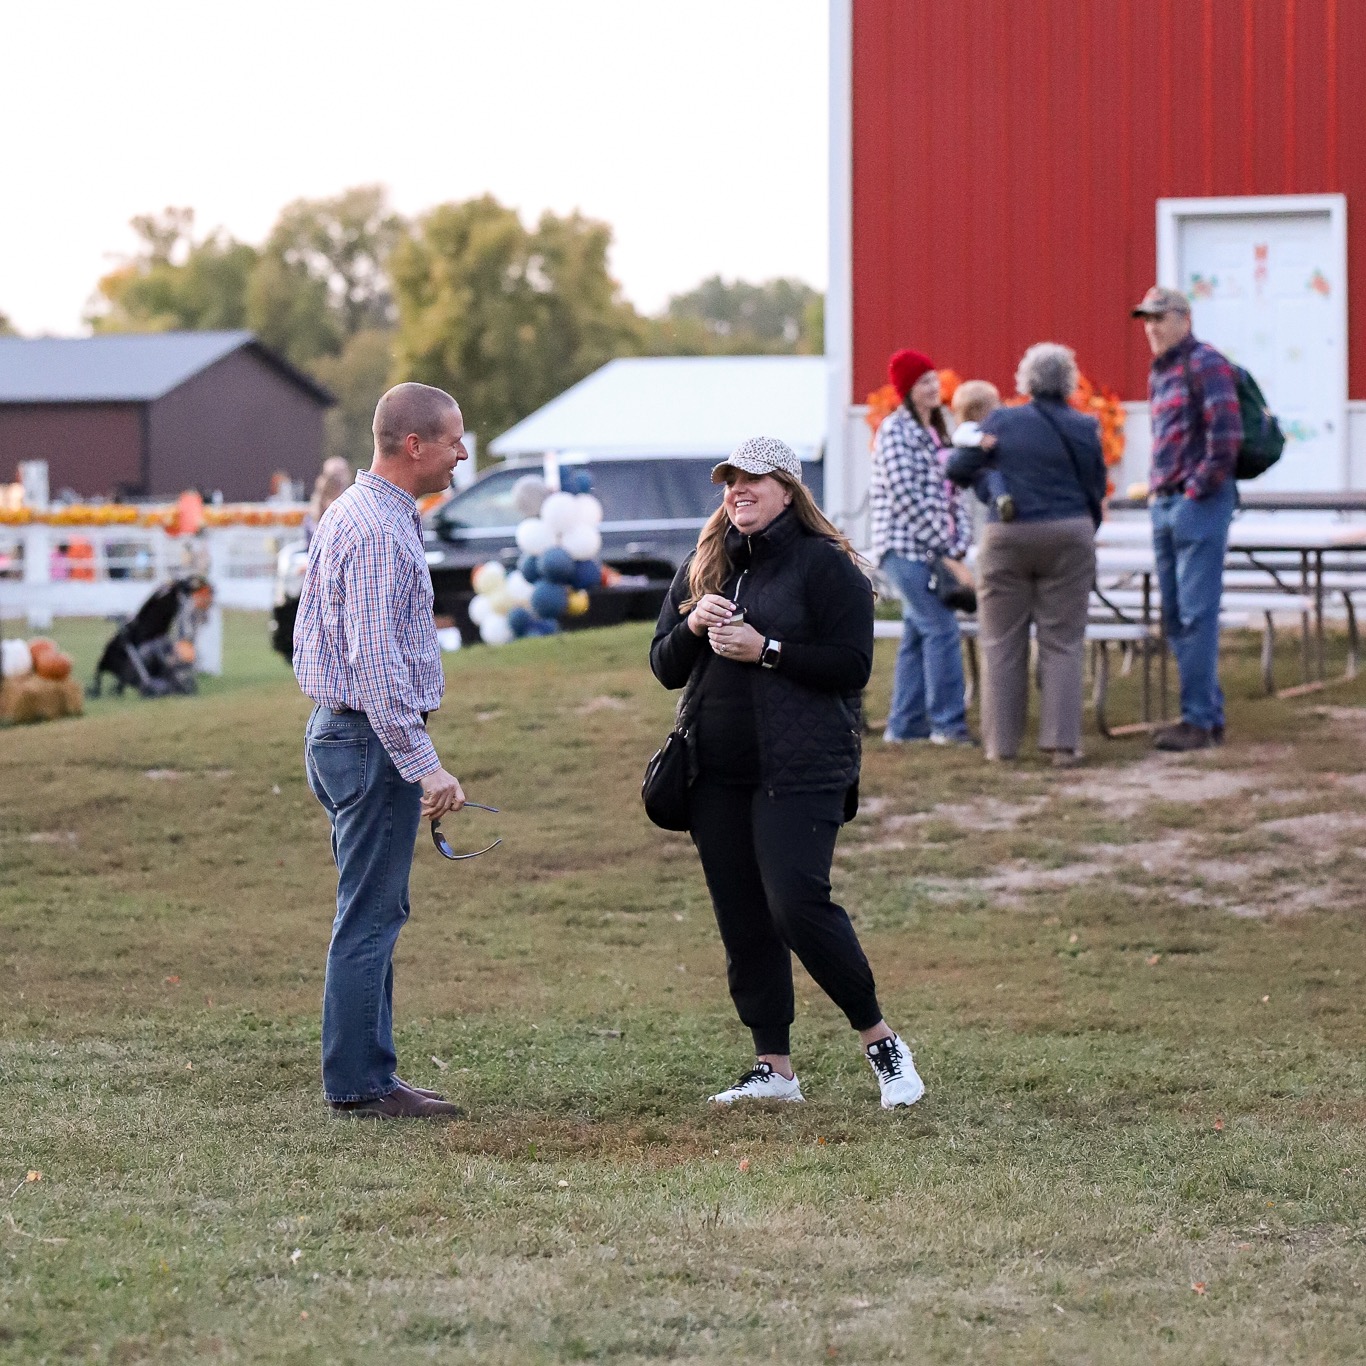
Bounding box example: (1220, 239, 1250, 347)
(869, 406, 972, 565)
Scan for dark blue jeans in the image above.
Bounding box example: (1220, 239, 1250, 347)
(1151, 482, 1236, 731)
(304, 705, 422, 1103)
(879, 552, 969, 740)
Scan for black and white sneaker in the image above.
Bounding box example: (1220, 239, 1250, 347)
(865, 1034, 925, 1109)
(708, 1062, 805, 1105)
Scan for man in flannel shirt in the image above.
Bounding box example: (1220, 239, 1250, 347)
(294, 382, 469, 1119)
(1132, 286, 1241, 752)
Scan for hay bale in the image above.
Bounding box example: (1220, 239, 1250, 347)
(57, 678, 85, 717)
(0, 674, 83, 724)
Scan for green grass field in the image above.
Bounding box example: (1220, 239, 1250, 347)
(2, 613, 1365, 1363)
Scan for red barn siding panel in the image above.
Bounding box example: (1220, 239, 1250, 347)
(851, 0, 1365, 403)
(850, 1, 897, 392)
(148, 350, 323, 501)
(1339, 0, 1366, 390)
(0, 404, 141, 498)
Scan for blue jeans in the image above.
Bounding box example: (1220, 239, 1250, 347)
(304, 705, 423, 1102)
(879, 553, 969, 740)
(1151, 482, 1236, 731)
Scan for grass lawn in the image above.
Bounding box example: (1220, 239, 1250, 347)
(2, 612, 1365, 1363)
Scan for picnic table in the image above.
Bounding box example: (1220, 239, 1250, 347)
(1097, 512, 1366, 702)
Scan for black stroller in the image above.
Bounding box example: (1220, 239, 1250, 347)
(89, 576, 214, 698)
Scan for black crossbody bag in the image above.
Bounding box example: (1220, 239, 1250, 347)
(1034, 403, 1103, 529)
(641, 647, 711, 831)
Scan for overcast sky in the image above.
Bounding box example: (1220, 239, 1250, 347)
(1, 0, 829, 336)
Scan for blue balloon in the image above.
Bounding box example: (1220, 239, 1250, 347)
(507, 606, 534, 638)
(563, 468, 593, 495)
(517, 553, 541, 583)
(530, 618, 561, 636)
(530, 581, 569, 619)
(539, 546, 576, 585)
(572, 558, 602, 591)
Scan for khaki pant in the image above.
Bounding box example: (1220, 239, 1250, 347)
(976, 517, 1096, 759)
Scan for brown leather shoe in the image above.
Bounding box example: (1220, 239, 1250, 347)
(395, 1077, 446, 1101)
(330, 1086, 464, 1120)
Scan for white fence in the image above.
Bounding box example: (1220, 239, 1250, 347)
(0, 521, 301, 675)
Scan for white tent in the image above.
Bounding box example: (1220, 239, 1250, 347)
(488, 355, 829, 462)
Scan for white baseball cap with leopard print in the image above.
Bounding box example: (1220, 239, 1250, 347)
(711, 435, 803, 485)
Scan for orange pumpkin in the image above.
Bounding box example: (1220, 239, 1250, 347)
(29, 639, 73, 682)
(27, 638, 57, 669)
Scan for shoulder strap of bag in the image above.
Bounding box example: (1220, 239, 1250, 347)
(1034, 402, 1102, 528)
(676, 649, 710, 732)
(1181, 353, 1207, 438)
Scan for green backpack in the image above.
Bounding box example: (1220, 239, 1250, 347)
(1182, 354, 1285, 480)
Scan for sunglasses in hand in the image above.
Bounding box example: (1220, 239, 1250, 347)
(430, 802, 502, 860)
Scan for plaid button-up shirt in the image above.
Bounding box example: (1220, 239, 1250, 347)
(869, 405, 971, 565)
(1148, 334, 1241, 500)
(293, 469, 443, 782)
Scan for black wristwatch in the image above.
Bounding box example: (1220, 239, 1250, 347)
(760, 638, 783, 670)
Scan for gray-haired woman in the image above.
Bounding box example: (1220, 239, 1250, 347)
(946, 343, 1107, 765)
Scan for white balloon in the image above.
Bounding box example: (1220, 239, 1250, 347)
(540, 491, 579, 537)
(504, 571, 534, 605)
(467, 594, 492, 626)
(436, 626, 462, 652)
(479, 613, 513, 646)
(574, 493, 603, 527)
(1, 637, 32, 678)
(470, 561, 506, 595)
(487, 586, 516, 615)
(561, 523, 603, 561)
(515, 517, 556, 556)
(511, 474, 550, 519)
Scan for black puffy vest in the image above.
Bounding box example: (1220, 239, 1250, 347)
(719, 514, 866, 795)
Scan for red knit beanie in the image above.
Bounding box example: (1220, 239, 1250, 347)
(888, 348, 935, 399)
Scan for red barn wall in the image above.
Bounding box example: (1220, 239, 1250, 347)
(851, 0, 1365, 403)
(0, 404, 143, 497)
(148, 348, 325, 501)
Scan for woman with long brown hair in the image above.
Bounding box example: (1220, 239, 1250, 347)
(649, 436, 925, 1110)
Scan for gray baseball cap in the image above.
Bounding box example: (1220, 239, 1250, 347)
(1131, 286, 1192, 318)
(711, 435, 803, 484)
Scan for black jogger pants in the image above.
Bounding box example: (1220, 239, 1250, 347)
(688, 778, 882, 1056)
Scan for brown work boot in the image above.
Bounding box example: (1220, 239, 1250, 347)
(330, 1086, 464, 1121)
(395, 1077, 446, 1101)
(1153, 721, 1213, 752)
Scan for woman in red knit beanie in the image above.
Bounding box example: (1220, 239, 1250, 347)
(868, 348, 974, 744)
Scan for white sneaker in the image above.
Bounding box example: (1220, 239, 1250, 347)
(866, 1034, 925, 1109)
(708, 1062, 805, 1105)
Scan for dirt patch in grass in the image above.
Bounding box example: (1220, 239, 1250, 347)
(1258, 810, 1366, 850)
(1061, 756, 1257, 817)
(574, 694, 632, 715)
(1312, 704, 1366, 733)
(885, 796, 1050, 834)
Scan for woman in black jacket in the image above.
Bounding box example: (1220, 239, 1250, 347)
(650, 436, 924, 1110)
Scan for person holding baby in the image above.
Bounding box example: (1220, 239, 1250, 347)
(946, 344, 1107, 767)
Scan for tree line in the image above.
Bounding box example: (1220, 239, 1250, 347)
(61, 186, 822, 466)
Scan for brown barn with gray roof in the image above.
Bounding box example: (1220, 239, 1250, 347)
(0, 332, 334, 501)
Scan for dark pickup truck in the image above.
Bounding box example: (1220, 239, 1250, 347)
(270, 455, 823, 653)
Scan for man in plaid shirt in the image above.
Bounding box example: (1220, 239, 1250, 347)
(1132, 287, 1241, 752)
(294, 382, 469, 1119)
(870, 348, 974, 745)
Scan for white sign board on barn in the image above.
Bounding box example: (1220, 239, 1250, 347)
(1158, 194, 1348, 492)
